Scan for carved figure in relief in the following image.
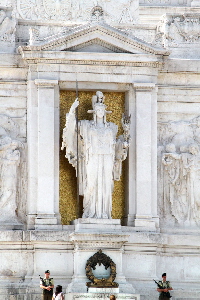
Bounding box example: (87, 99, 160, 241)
(62, 91, 130, 219)
(181, 143, 200, 225)
(0, 10, 16, 38)
(119, 0, 134, 24)
(0, 136, 23, 222)
(159, 117, 200, 226)
(162, 143, 184, 222)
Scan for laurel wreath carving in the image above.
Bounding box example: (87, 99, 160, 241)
(85, 249, 118, 287)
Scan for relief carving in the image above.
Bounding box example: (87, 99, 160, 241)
(0, 115, 24, 224)
(0, 9, 16, 43)
(29, 27, 40, 45)
(154, 14, 200, 48)
(16, 0, 138, 24)
(91, 6, 104, 22)
(158, 117, 200, 227)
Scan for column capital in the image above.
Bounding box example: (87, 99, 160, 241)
(133, 83, 156, 91)
(35, 79, 58, 87)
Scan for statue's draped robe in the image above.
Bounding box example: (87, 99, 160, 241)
(62, 111, 125, 219)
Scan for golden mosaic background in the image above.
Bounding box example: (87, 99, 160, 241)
(60, 90, 126, 225)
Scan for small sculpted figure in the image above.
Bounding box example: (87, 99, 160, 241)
(62, 91, 130, 219)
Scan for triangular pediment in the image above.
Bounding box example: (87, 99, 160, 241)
(19, 22, 169, 56)
(63, 38, 132, 54)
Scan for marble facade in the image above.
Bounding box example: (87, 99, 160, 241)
(0, 0, 200, 299)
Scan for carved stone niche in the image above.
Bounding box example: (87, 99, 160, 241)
(85, 250, 118, 288)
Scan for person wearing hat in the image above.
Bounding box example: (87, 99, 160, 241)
(40, 270, 54, 300)
(157, 273, 173, 299)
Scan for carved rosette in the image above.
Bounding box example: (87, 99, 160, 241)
(85, 250, 118, 288)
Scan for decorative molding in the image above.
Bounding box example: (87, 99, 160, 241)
(133, 83, 156, 90)
(34, 79, 58, 87)
(73, 242, 125, 251)
(64, 38, 131, 53)
(18, 23, 169, 56)
(19, 58, 163, 68)
(72, 294, 139, 299)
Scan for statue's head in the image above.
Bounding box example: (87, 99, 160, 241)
(96, 91, 104, 103)
(88, 91, 112, 125)
(92, 91, 105, 109)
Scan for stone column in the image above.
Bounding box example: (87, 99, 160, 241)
(29, 79, 60, 227)
(125, 86, 136, 226)
(133, 83, 159, 231)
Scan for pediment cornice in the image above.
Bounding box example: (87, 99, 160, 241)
(18, 22, 170, 57)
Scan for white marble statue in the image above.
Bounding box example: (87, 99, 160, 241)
(62, 91, 130, 219)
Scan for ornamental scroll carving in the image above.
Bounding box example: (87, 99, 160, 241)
(154, 14, 200, 48)
(85, 250, 118, 288)
(158, 116, 200, 228)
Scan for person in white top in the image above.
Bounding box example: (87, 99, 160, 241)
(52, 285, 64, 300)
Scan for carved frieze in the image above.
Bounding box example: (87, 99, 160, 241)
(158, 116, 200, 228)
(16, 0, 139, 24)
(154, 14, 200, 48)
